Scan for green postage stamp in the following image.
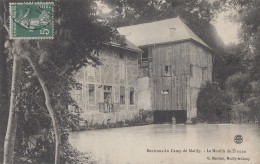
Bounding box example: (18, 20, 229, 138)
(9, 2, 54, 39)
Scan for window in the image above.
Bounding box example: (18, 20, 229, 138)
(120, 51, 124, 59)
(104, 85, 112, 104)
(104, 85, 112, 92)
(161, 89, 169, 95)
(130, 87, 134, 105)
(88, 84, 95, 105)
(202, 67, 207, 82)
(164, 65, 171, 76)
(120, 86, 125, 104)
(190, 65, 193, 76)
(141, 48, 148, 62)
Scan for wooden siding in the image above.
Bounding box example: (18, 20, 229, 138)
(150, 41, 212, 115)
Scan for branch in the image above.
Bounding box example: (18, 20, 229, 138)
(32, 97, 52, 119)
(1, 0, 9, 35)
(4, 23, 9, 35)
(67, 118, 79, 131)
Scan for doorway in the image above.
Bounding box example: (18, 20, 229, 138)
(153, 110, 187, 124)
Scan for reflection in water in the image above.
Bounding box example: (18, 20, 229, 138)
(69, 124, 260, 164)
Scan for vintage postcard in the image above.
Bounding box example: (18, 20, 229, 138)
(0, 0, 259, 164)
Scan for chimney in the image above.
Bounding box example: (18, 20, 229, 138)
(169, 27, 176, 37)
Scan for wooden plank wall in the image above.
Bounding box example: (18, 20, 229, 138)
(151, 42, 190, 111)
(187, 41, 213, 119)
(151, 41, 212, 113)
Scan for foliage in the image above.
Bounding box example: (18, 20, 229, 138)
(225, 72, 251, 101)
(197, 82, 232, 123)
(14, 129, 90, 164)
(231, 102, 252, 124)
(214, 43, 246, 87)
(1, 0, 125, 163)
(216, 0, 260, 123)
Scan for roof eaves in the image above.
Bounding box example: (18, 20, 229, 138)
(138, 39, 214, 53)
(108, 42, 143, 53)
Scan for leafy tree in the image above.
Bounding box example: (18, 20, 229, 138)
(197, 82, 232, 123)
(1, 0, 123, 163)
(218, 0, 260, 123)
(225, 72, 251, 102)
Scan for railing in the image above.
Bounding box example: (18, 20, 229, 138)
(99, 103, 118, 113)
(99, 103, 121, 113)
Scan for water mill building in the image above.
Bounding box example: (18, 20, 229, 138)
(71, 17, 213, 124)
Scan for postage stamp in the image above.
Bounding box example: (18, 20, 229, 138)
(9, 2, 54, 39)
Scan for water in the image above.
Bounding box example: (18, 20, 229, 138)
(69, 124, 260, 164)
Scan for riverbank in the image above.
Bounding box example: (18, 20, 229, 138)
(72, 115, 152, 131)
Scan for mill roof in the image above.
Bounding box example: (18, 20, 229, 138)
(109, 39, 143, 53)
(117, 17, 211, 49)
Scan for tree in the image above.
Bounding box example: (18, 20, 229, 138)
(1, 0, 123, 163)
(3, 52, 21, 164)
(24, 51, 61, 164)
(197, 82, 232, 123)
(218, 0, 260, 123)
(0, 0, 10, 162)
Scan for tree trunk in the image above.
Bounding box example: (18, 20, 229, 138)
(0, 29, 9, 164)
(25, 54, 61, 164)
(3, 54, 21, 164)
(0, 0, 9, 162)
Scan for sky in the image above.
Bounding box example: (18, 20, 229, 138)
(213, 12, 240, 45)
(96, 1, 240, 45)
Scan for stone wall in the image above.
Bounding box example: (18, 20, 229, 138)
(137, 77, 152, 110)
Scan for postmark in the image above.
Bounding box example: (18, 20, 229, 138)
(9, 2, 54, 39)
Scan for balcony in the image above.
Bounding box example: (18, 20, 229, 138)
(99, 103, 121, 113)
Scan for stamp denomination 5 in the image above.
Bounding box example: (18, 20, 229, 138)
(9, 2, 54, 39)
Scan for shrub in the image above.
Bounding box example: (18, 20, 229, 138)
(197, 82, 232, 123)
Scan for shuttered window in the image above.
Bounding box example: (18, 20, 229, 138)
(120, 86, 125, 104)
(130, 87, 134, 105)
(88, 84, 95, 105)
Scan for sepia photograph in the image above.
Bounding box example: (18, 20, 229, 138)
(0, 0, 260, 163)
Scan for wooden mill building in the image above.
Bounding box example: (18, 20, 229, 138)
(118, 18, 213, 123)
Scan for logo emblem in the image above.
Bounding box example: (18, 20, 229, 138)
(234, 135, 243, 144)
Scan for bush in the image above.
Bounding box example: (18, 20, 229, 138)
(197, 82, 232, 123)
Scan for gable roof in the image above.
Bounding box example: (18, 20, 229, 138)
(117, 17, 211, 50)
